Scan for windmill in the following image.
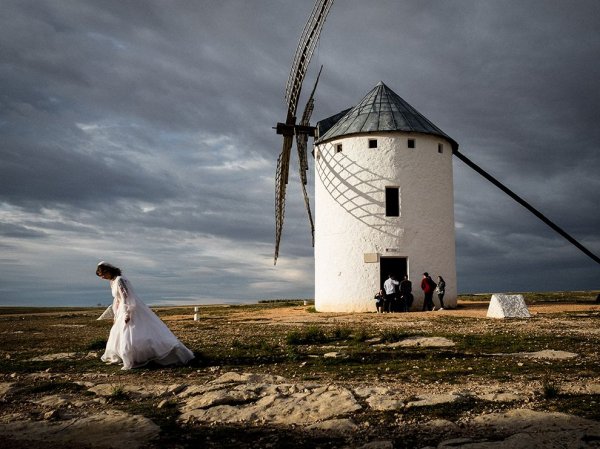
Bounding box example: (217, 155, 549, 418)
(274, 0, 334, 265)
(274, 0, 599, 274)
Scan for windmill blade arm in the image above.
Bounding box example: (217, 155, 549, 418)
(295, 134, 314, 242)
(300, 176, 315, 246)
(300, 65, 323, 127)
(454, 150, 600, 265)
(285, 0, 335, 116)
(296, 133, 309, 183)
(274, 136, 294, 265)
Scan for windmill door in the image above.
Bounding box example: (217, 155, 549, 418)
(379, 257, 408, 290)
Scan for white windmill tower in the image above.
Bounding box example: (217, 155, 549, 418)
(313, 82, 459, 312)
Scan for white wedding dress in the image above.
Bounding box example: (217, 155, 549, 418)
(101, 276, 194, 370)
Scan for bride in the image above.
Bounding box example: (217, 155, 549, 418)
(96, 261, 194, 370)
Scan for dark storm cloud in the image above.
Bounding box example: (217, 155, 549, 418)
(0, 222, 46, 238)
(0, 137, 179, 207)
(0, 0, 598, 306)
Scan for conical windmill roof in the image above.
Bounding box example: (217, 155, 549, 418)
(316, 82, 458, 151)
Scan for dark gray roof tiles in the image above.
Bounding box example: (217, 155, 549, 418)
(316, 82, 458, 151)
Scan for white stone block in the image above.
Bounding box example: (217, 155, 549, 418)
(486, 294, 530, 319)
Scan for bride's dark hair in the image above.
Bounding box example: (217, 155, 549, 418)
(96, 262, 122, 279)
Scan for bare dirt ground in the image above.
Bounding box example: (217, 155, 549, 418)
(1, 296, 599, 448)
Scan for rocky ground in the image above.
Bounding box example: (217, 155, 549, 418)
(0, 294, 599, 448)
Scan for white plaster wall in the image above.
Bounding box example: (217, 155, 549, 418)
(314, 132, 457, 312)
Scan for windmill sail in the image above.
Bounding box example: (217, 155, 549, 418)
(295, 66, 322, 246)
(274, 0, 335, 265)
(275, 135, 293, 263)
(285, 1, 334, 117)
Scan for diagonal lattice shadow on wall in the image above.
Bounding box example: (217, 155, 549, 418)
(316, 142, 404, 238)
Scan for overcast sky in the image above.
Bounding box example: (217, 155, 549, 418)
(1, 0, 599, 307)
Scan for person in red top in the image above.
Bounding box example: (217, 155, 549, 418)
(421, 272, 436, 311)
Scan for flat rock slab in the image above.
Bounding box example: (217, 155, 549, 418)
(29, 393, 97, 409)
(558, 382, 600, 395)
(366, 395, 404, 411)
(27, 352, 97, 362)
(0, 409, 159, 449)
(210, 372, 287, 385)
(353, 386, 393, 398)
(456, 409, 600, 449)
(88, 383, 175, 398)
(494, 350, 578, 360)
(179, 372, 361, 425)
(376, 336, 455, 348)
(477, 392, 524, 403)
(514, 349, 578, 359)
(406, 393, 466, 408)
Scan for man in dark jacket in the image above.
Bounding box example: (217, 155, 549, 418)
(420, 272, 436, 311)
(399, 275, 412, 312)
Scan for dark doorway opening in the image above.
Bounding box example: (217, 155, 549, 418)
(379, 257, 408, 290)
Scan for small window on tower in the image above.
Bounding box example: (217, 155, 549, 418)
(408, 139, 415, 149)
(438, 143, 444, 154)
(336, 143, 343, 153)
(368, 139, 378, 149)
(385, 187, 399, 217)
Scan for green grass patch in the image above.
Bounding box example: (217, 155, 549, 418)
(380, 328, 412, 343)
(286, 326, 329, 345)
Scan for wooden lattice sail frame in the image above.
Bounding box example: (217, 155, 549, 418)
(274, 0, 334, 265)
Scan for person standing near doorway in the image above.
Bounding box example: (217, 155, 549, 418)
(421, 272, 436, 311)
(383, 274, 399, 313)
(399, 275, 412, 312)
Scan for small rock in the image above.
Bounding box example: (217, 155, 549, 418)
(43, 409, 60, 420)
(366, 395, 404, 411)
(165, 384, 187, 395)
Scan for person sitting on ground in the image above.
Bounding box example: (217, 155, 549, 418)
(374, 290, 385, 313)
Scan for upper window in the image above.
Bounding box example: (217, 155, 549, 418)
(368, 139, 378, 149)
(336, 143, 343, 153)
(385, 187, 399, 217)
(438, 143, 444, 154)
(408, 139, 415, 149)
